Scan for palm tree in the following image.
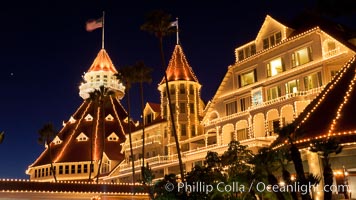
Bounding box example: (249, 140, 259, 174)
(117, 66, 137, 183)
(38, 123, 57, 182)
(131, 61, 153, 184)
(95, 85, 114, 183)
(0, 131, 4, 144)
(278, 123, 311, 200)
(310, 138, 342, 200)
(141, 10, 185, 182)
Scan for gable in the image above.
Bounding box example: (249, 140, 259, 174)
(76, 132, 88, 142)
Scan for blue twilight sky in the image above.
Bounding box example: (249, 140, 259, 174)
(0, 0, 355, 179)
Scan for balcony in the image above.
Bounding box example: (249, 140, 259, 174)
(123, 135, 162, 150)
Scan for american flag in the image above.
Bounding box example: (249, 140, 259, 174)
(86, 17, 103, 32)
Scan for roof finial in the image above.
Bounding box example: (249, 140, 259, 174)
(101, 11, 105, 49)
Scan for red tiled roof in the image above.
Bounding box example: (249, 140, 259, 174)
(87, 49, 118, 73)
(147, 102, 161, 113)
(30, 95, 130, 167)
(160, 45, 199, 84)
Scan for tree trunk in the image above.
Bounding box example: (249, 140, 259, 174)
(158, 37, 185, 181)
(96, 95, 105, 183)
(322, 156, 333, 200)
(47, 142, 57, 182)
(88, 97, 97, 181)
(126, 89, 136, 183)
(140, 81, 147, 184)
(267, 173, 286, 200)
(290, 144, 311, 200)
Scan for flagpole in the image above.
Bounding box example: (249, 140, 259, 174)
(102, 11, 105, 49)
(176, 17, 179, 45)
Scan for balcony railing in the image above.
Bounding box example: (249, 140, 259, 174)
(123, 135, 162, 150)
(323, 47, 343, 59)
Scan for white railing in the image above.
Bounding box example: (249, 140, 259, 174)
(207, 87, 323, 126)
(323, 47, 342, 59)
(119, 154, 178, 170)
(123, 135, 162, 150)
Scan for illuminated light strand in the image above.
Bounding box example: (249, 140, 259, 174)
(93, 105, 100, 160)
(328, 62, 356, 134)
(54, 101, 92, 163)
(297, 57, 355, 129)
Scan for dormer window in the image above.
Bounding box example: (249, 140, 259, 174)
(237, 44, 256, 61)
(263, 31, 282, 49)
(77, 132, 89, 141)
(69, 116, 76, 123)
(53, 136, 62, 145)
(105, 114, 114, 121)
(85, 114, 93, 121)
(108, 132, 119, 141)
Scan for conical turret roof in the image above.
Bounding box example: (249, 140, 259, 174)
(87, 49, 118, 73)
(30, 95, 131, 167)
(160, 45, 199, 84)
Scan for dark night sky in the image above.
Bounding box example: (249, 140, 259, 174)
(0, 0, 354, 179)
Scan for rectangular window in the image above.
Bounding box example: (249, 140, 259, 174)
(275, 32, 282, 43)
(240, 96, 251, 111)
(236, 128, 248, 141)
(263, 38, 269, 49)
(65, 165, 69, 174)
(268, 120, 280, 136)
(267, 57, 284, 77)
(90, 164, 94, 173)
(84, 164, 88, 173)
(53, 166, 56, 175)
(238, 50, 244, 61)
(191, 125, 196, 137)
(181, 124, 187, 136)
(225, 101, 237, 115)
(292, 47, 313, 67)
(252, 89, 263, 106)
(270, 35, 275, 46)
(180, 103, 185, 113)
(171, 104, 176, 115)
(179, 84, 185, 94)
(170, 86, 176, 95)
(42, 168, 44, 177)
(77, 165, 82, 173)
(189, 103, 194, 114)
(285, 80, 300, 94)
(304, 72, 322, 90)
(71, 165, 75, 174)
(164, 129, 167, 138)
(189, 85, 194, 94)
(240, 69, 256, 87)
(251, 44, 256, 55)
(59, 166, 63, 175)
(45, 168, 48, 176)
(35, 169, 37, 178)
(267, 86, 281, 100)
(163, 105, 167, 119)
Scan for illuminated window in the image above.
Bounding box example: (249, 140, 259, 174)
(285, 80, 300, 94)
(267, 86, 281, 100)
(181, 124, 187, 136)
(85, 114, 93, 121)
(267, 57, 284, 77)
(105, 114, 114, 121)
(263, 32, 282, 49)
(304, 72, 322, 90)
(239, 69, 257, 87)
(107, 132, 119, 141)
(252, 88, 263, 106)
(236, 128, 248, 141)
(180, 103, 185, 113)
(292, 47, 313, 67)
(225, 101, 237, 115)
(101, 158, 111, 174)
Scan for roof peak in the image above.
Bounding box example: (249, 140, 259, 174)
(87, 48, 118, 73)
(160, 44, 199, 84)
